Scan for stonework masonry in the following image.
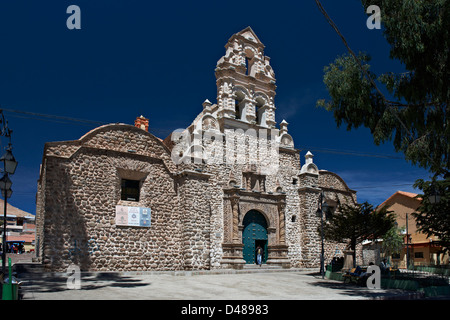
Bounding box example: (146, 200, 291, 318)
(36, 27, 360, 272)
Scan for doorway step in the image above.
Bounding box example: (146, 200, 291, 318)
(243, 264, 283, 270)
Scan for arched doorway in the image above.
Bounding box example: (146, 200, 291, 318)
(242, 210, 268, 264)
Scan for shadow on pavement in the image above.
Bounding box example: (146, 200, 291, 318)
(18, 272, 151, 298)
(301, 271, 424, 300)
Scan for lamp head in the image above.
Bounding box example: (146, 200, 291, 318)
(0, 149, 18, 174)
(0, 175, 12, 191)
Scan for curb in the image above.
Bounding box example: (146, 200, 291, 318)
(372, 291, 425, 300)
(17, 267, 317, 278)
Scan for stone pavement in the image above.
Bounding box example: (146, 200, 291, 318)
(16, 267, 424, 300)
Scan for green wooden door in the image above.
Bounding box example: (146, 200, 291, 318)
(242, 210, 268, 264)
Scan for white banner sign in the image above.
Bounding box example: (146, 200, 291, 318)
(115, 205, 151, 227)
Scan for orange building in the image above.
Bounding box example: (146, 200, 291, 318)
(379, 191, 449, 268)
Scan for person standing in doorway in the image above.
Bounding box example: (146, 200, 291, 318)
(256, 245, 263, 267)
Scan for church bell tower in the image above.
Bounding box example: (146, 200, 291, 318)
(215, 27, 277, 129)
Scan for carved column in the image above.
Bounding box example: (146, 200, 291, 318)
(230, 194, 240, 243)
(221, 189, 245, 269)
(265, 195, 290, 268)
(278, 200, 286, 244)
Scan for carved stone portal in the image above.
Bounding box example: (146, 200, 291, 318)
(221, 188, 290, 269)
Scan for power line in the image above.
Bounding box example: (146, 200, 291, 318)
(5, 113, 102, 127)
(2, 108, 417, 194)
(296, 146, 403, 160)
(2, 107, 173, 136)
(2, 107, 405, 160)
(1, 108, 107, 126)
(351, 183, 414, 189)
(314, 0, 443, 174)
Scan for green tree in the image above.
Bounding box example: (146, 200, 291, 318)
(382, 224, 405, 265)
(316, 0, 449, 174)
(315, 0, 450, 252)
(322, 202, 395, 267)
(413, 177, 450, 251)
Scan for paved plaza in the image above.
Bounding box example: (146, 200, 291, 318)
(17, 268, 421, 300)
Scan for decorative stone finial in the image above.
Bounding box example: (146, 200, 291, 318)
(300, 151, 318, 174)
(280, 119, 288, 134)
(202, 99, 213, 113)
(305, 151, 314, 164)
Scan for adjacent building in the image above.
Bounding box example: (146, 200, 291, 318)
(378, 191, 449, 268)
(35, 27, 357, 271)
(0, 199, 36, 253)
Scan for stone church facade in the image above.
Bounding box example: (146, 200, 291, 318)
(35, 27, 357, 271)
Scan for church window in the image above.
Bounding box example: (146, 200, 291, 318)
(234, 90, 246, 120)
(245, 57, 249, 75)
(121, 179, 140, 202)
(255, 97, 265, 125)
(235, 99, 241, 120)
(244, 47, 255, 76)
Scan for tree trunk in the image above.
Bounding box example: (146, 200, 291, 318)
(351, 238, 357, 268)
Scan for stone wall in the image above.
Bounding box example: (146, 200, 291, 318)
(296, 169, 361, 268)
(175, 171, 213, 270)
(362, 241, 382, 266)
(36, 123, 360, 271)
(37, 125, 185, 271)
(318, 170, 362, 266)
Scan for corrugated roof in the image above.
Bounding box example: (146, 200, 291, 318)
(0, 199, 33, 218)
(6, 233, 35, 242)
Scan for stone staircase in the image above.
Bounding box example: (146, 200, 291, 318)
(243, 264, 283, 270)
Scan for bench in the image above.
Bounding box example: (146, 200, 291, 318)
(342, 267, 367, 285)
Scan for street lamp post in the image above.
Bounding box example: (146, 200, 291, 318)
(0, 110, 17, 276)
(1, 174, 14, 275)
(405, 213, 410, 270)
(316, 190, 330, 279)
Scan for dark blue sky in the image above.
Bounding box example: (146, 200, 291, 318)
(0, 1, 431, 214)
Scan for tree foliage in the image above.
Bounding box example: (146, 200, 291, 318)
(317, 0, 450, 175)
(316, 0, 450, 252)
(322, 202, 395, 264)
(382, 224, 405, 259)
(413, 177, 450, 251)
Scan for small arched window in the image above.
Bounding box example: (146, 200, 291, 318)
(255, 96, 266, 125)
(244, 47, 255, 76)
(234, 90, 246, 120)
